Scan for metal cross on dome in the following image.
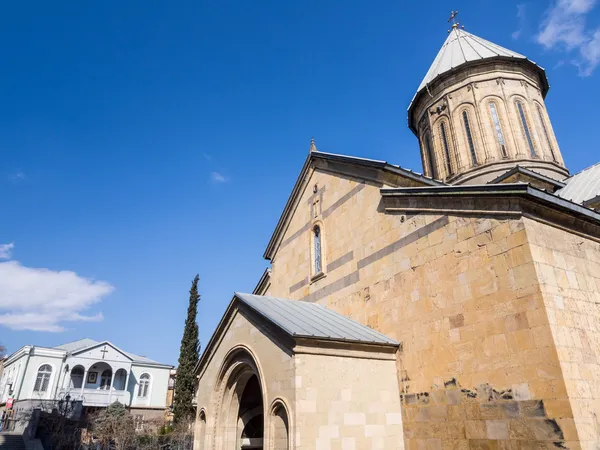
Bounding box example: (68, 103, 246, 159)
(100, 345, 108, 359)
(448, 10, 459, 24)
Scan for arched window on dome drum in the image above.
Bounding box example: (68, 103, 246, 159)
(537, 105, 557, 162)
(313, 225, 322, 274)
(516, 101, 536, 157)
(424, 131, 436, 178)
(462, 110, 478, 166)
(489, 102, 508, 158)
(439, 122, 453, 176)
(34, 365, 52, 393)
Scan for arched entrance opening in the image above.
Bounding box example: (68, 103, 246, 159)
(238, 375, 263, 449)
(215, 348, 265, 450)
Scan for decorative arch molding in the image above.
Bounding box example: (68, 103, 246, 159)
(211, 346, 267, 450)
(309, 220, 326, 281)
(432, 115, 457, 180)
(480, 95, 512, 160)
(532, 100, 559, 163)
(269, 398, 292, 450)
(454, 103, 483, 168)
(510, 94, 539, 159)
(196, 409, 208, 450)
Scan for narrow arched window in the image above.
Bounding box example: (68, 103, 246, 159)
(100, 369, 112, 390)
(516, 101, 536, 157)
(34, 365, 52, 393)
(489, 102, 508, 158)
(462, 111, 478, 166)
(537, 105, 556, 161)
(439, 122, 453, 176)
(138, 373, 150, 398)
(313, 226, 322, 274)
(423, 131, 436, 178)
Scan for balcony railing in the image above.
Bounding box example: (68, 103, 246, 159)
(59, 388, 130, 407)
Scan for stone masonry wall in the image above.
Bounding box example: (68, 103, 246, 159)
(194, 311, 296, 450)
(524, 218, 600, 450)
(294, 351, 403, 450)
(266, 168, 579, 449)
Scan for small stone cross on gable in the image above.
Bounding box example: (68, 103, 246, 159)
(100, 345, 109, 360)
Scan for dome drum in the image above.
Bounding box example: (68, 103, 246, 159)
(409, 28, 568, 185)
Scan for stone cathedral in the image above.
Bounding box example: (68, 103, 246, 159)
(194, 21, 600, 450)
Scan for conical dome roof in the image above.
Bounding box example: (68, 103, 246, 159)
(417, 27, 529, 93)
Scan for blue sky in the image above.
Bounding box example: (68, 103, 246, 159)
(1, 0, 600, 365)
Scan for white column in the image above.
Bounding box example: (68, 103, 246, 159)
(124, 370, 131, 406)
(107, 366, 114, 405)
(80, 369, 87, 400)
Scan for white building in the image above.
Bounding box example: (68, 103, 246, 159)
(0, 338, 173, 421)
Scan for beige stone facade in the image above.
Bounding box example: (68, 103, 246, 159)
(194, 25, 600, 450)
(194, 300, 404, 449)
(410, 62, 568, 185)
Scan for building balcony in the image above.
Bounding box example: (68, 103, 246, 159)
(59, 388, 130, 407)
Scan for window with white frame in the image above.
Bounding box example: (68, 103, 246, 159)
(34, 365, 52, 393)
(138, 373, 150, 398)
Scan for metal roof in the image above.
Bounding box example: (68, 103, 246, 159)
(417, 27, 529, 93)
(556, 162, 600, 206)
(54, 338, 164, 365)
(235, 293, 398, 346)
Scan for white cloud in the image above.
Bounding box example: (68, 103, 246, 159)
(513, 3, 527, 40)
(210, 172, 229, 183)
(537, 0, 600, 75)
(0, 255, 114, 332)
(0, 243, 14, 260)
(203, 153, 212, 161)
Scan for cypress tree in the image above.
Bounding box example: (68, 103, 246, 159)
(173, 274, 201, 424)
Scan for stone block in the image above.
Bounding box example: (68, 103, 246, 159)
(530, 418, 565, 441)
(543, 400, 573, 418)
(465, 420, 487, 439)
(486, 420, 509, 439)
(519, 400, 546, 418)
(468, 439, 499, 450)
(508, 418, 536, 440)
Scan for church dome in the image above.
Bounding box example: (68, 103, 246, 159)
(413, 27, 548, 101)
(408, 25, 568, 185)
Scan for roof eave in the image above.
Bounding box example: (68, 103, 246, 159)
(488, 165, 566, 188)
(263, 151, 442, 261)
(381, 183, 600, 224)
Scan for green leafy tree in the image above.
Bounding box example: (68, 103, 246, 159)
(173, 275, 201, 424)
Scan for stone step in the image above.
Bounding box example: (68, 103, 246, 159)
(0, 433, 26, 450)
